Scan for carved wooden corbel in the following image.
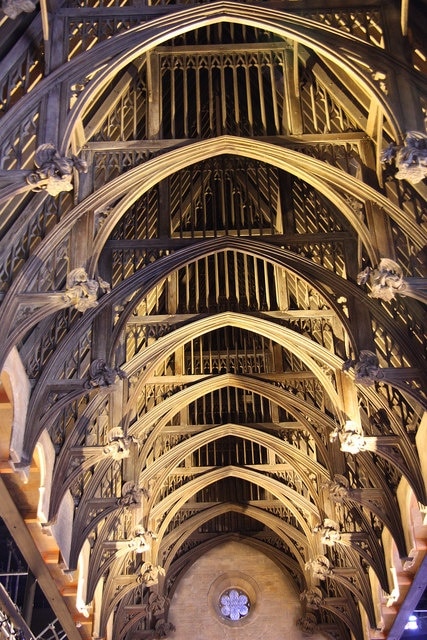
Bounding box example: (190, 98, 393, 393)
(26, 143, 88, 196)
(1, 0, 36, 19)
(357, 258, 427, 303)
(381, 131, 427, 184)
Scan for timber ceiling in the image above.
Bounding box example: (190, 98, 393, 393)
(0, 1, 426, 640)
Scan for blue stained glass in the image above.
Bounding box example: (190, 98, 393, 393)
(220, 589, 250, 620)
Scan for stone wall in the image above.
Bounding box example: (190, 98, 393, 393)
(168, 540, 326, 640)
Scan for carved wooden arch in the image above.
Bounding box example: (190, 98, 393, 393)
(324, 548, 378, 628)
(84, 508, 145, 605)
(121, 313, 343, 415)
(149, 465, 319, 538)
(56, 1, 404, 152)
(85, 501, 311, 605)
(2, 133, 426, 354)
(318, 585, 366, 640)
(45, 368, 340, 526)
(0, 1, 409, 163)
(23, 306, 347, 463)
(105, 236, 425, 370)
(131, 373, 339, 473)
(87, 139, 378, 270)
(97, 555, 146, 635)
(140, 414, 330, 486)
(358, 385, 427, 503)
(4, 231, 423, 403)
(158, 500, 390, 596)
(138, 422, 328, 511)
(14, 244, 425, 472)
(158, 502, 311, 571)
(83, 135, 426, 276)
(137, 415, 330, 478)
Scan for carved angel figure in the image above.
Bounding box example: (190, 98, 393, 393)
(357, 258, 405, 302)
(305, 555, 332, 581)
(300, 587, 324, 609)
(117, 482, 142, 507)
(313, 519, 341, 546)
(63, 268, 110, 312)
(26, 143, 88, 196)
(84, 358, 126, 389)
(342, 350, 383, 386)
(127, 526, 151, 554)
(138, 562, 166, 587)
(296, 612, 318, 635)
(103, 427, 136, 460)
(148, 592, 169, 615)
(2, 0, 36, 19)
(330, 420, 366, 454)
(154, 619, 175, 638)
(324, 474, 349, 503)
(381, 131, 427, 184)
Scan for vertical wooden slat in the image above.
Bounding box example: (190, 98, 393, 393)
(264, 260, 270, 309)
(254, 256, 260, 309)
(220, 60, 227, 133)
(310, 84, 318, 132)
(171, 57, 176, 138)
(232, 56, 239, 131)
(245, 62, 253, 135)
(214, 253, 220, 305)
(196, 58, 201, 136)
(183, 54, 188, 138)
(258, 56, 267, 135)
(224, 251, 230, 300)
(269, 60, 280, 134)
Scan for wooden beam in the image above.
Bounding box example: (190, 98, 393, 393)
(401, 0, 409, 35)
(0, 475, 83, 640)
(387, 554, 427, 640)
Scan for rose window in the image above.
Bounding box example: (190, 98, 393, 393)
(219, 589, 250, 621)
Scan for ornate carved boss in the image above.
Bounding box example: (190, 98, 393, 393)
(357, 259, 406, 302)
(103, 427, 137, 460)
(313, 519, 341, 546)
(1, 0, 36, 19)
(117, 482, 142, 507)
(342, 350, 383, 386)
(329, 420, 367, 454)
(296, 612, 318, 635)
(148, 592, 169, 616)
(324, 475, 350, 503)
(127, 526, 158, 554)
(84, 358, 126, 389)
(138, 562, 166, 587)
(381, 131, 427, 184)
(27, 144, 88, 196)
(63, 268, 110, 312)
(154, 619, 175, 638)
(305, 555, 333, 581)
(300, 587, 324, 610)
